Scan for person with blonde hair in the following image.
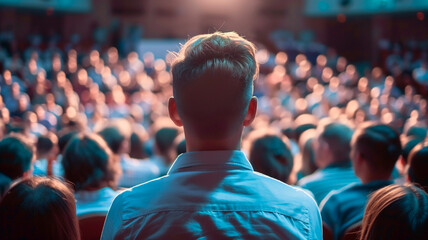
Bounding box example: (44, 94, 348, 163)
(102, 32, 321, 239)
(360, 184, 428, 240)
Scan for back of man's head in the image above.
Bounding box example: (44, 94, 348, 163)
(353, 123, 401, 174)
(0, 134, 34, 180)
(171, 32, 258, 139)
(155, 127, 179, 156)
(408, 143, 428, 192)
(98, 126, 125, 155)
(36, 132, 58, 158)
(249, 134, 293, 183)
(318, 122, 353, 163)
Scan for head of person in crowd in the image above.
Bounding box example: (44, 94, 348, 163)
(351, 123, 402, 184)
(0, 177, 80, 240)
(298, 129, 318, 177)
(360, 184, 428, 240)
(129, 132, 148, 159)
(249, 132, 294, 183)
(58, 130, 79, 155)
(0, 133, 35, 181)
(175, 137, 186, 157)
(62, 133, 120, 191)
(401, 136, 423, 166)
(408, 142, 428, 192)
(98, 126, 130, 157)
(36, 132, 58, 161)
(169, 31, 258, 151)
(293, 113, 318, 142)
(314, 121, 354, 169)
(154, 127, 179, 164)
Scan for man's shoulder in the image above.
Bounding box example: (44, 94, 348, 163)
(296, 170, 323, 187)
(320, 182, 360, 209)
(243, 172, 320, 215)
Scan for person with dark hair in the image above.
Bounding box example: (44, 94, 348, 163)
(360, 184, 428, 240)
(53, 130, 78, 178)
(33, 132, 58, 176)
(129, 132, 148, 159)
(0, 177, 80, 240)
(98, 126, 160, 188)
(296, 129, 318, 179)
(320, 123, 402, 240)
(249, 133, 294, 183)
(102, 32, 321, 239)
(62, 133, 120, 216)
(297, 121, 359, 204)
(175, 138, 186, 157)
(407, 142, 428, 192)
(0, 133, 34, 196)
(150, 127, 179, 175)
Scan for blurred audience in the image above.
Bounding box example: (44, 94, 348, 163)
(98, 125, 160, 188)
(0, 27, 426, 239)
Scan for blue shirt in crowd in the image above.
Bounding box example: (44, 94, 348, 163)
(320, 180, 394, 240)
(297, 162, 360, 205)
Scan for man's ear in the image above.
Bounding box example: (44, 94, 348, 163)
(168, 97, 183, 127)
(243, 97, 257, 127)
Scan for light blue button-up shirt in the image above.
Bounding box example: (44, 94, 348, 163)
(101, 150, 322, 240)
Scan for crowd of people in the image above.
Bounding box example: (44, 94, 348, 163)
(0, 30, 427, 240)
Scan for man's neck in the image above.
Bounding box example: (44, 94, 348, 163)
(360, 173, 392, 184)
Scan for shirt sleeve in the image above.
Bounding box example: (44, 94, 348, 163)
(101, 192, 125, 240)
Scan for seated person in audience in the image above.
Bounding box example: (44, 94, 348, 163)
(320, 123, 401, 240)
(98, 126, 160, 188)
(394, 136, 423, 184)
(297, 121, 359, 204)
(101, 32, 322, 239)
(407, 142, 428, 192)
(296, 129, 318, 180)
(249, 132, 294, 184)
(54, 130, 79, 177)
(0, 134, 34, 197)
(0, 177, 80, 240)
(62, 133, 120, 216)
(129, 131, 148, 159)
(360, 184, 428, 240)
(150, 127, 179, 175)
(33, 132, 59, 176)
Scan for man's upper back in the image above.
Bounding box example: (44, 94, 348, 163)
(102, 151, 322, 240)
(319, 180, 393, 240)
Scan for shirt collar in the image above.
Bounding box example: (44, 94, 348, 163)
(168, 150, 253, 174)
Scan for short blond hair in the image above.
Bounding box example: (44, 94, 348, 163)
(170, 32, 259, 138)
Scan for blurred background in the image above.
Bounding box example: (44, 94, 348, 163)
(1, 0, 428, 67)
